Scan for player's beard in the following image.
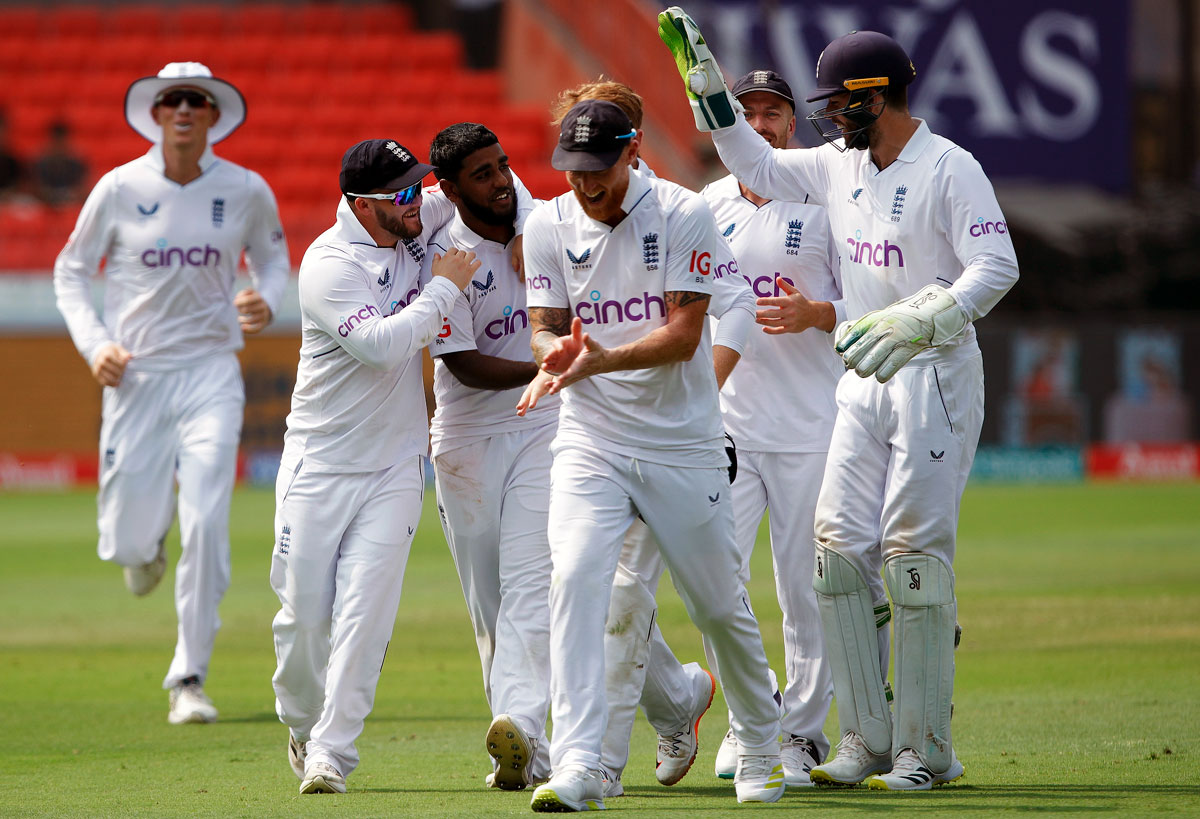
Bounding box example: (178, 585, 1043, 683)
(376, 204, 422, 241)
(462, 187, 517, 227)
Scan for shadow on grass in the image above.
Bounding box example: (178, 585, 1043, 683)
(218, 711, 280, 724)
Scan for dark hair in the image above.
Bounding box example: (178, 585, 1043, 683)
(430, 123, 499, 184)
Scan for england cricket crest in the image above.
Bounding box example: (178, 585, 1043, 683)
(401, 238, 425, 264)
(211, 198, 225, 228)
(784, 219, 803, 256)
(642, 232, 659, 270)
(891, 186, 908, 223)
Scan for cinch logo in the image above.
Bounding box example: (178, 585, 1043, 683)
(846, 230, 904, 268)
(744, 273, 795, 298)
(141, 239, 221, 267)
(389, 287, 421, 315)
(969, 217, 1008, 237)
(688, 250, 712, 275)
(485, 305, 529, 339)
(528, 274, 553, 291)
(576, 290, 666, 325)
(338, 303, 381, 337)
(711, 257, 738, 280)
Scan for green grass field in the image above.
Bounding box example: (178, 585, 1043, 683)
(1, 483, 1198, 817)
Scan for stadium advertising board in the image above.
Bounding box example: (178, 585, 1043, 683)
(694, 0, 1130, 189)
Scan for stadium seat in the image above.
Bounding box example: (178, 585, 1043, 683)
(48, 5, 104, 37)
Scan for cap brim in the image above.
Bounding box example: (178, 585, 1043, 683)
(551, 144, 625, 172)
(383, 161, 436, 191)
(125, 75, 246, 144)
(733, 87, 795, 107)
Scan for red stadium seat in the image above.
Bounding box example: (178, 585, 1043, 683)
(111, 5, 167, 37)
(48, 5, 105, 37)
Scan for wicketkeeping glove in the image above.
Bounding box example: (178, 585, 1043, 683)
(657, 6, 743, 131)
(835, 284, 968, 382)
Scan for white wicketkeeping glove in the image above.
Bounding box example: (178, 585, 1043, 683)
(657, 6, 743, 131)
(835, 285, 968, 383)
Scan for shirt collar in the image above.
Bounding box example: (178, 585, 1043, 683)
(447, 211, 515, 251)
(619, 165, 652, 214)
(889, 118, 933, 166)
(333, 196, 386, 247)
(142, 144, 218, 175)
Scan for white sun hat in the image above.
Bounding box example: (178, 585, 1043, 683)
(124, 62, 246, 145)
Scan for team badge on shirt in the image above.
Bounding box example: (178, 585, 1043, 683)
(278, 524, 291, 555)
(212, 198, 225, 227)
(378, 266, 391, 288)
(891, 186, 908, 223)
(401, 238, 425, 264)
(471, 270, 497, 295)
(642, 233, 659, 270)
(785, 220, 804, 256)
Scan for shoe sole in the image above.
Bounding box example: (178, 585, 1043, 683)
(486, 715, 531, 791)
(657, 669, 716, 786)
(866, 768, 964, 791)
(299, 775, 346, 794)
(810, 768, 875, 787)
(530, 789, 605, 812)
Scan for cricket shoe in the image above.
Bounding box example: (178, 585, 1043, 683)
(300, 761, 346, 794)
(167, 676, 217, 724)
(714, 729, 738, 779)
(780, 734, 821, 787)
(288, 733, 307, 780)
(124, 538, 166, 596)
(656, 664, 715, 785)
(734, 754, 786, 803)
(487, 714, 536, 790)
(602, 769, 624, 799)
(867, 748, 964, 791)
(810, 731, 890, 786)
(530, 765, 606, 812)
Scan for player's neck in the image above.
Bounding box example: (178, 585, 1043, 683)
(159, 141, 206, 186)
(460, 210, 515, 245)
(868, 113, 919, 172)
(738, 182, 770, 208)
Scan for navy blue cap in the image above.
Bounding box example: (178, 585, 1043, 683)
(340, 139, 434, 194)
(552, 100, 636, 172)
(806, 30, 916, 103)
(731, 70, 795, 109)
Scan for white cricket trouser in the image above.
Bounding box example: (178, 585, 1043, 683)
(547, 443, 780, 772)
(814, 348, 985, 586)
(813, 349, 984, 755)
(271, 454, 425, 778)
(433, 423, 554, 770)
(96, 353, 242, 689)
(712, 449, 833, 759)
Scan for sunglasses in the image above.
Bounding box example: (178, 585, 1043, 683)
(347, 181, 422, 206)
(154, 89, 217, 109)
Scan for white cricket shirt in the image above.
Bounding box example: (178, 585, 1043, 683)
(523, 167, 727, 468)
(426, 213, 560, 458)
(54, 145, 290, 371)
(701, 174, 845, 452)
(712, 116, 1019, 356)
(282, 195, 460, 473)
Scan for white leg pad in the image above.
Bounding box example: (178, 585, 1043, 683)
(812, 543, 891, 755)
(600, 564, 656, 777)
(884, 553, 956, 773)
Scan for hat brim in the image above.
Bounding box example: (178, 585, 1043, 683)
(551, 144, 626, 172)
(384, 161, 437, 191)
(733, 86, 795, 107)
(125, 75, 246, 145)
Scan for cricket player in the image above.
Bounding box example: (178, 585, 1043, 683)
(270, 139, 479, 795)
(53, 62, 289, 725)
(698, 68, 844, 787)
(661, 10, 1020, 790)
(519, 99, 784, 811)
(424, 122, 556, 790)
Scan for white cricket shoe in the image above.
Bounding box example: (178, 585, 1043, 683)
(288, 733, 307, 780)
(734, 754, 785, 803)
(124, 539, 166, 596)
(714, 729, 738, 779)
(656, 664, 715, 785)
(300, 761, 346, 794)
(867, 748, 964, 791)
(809, 731, 890, 786)
(530, 765, 606, 812)
(487, 714, 535, 791)
(781, 734, 821, 787)
(602, 772, 624, 799)
(167, 676, 217, 724)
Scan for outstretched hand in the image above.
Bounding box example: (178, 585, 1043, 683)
(541, 316, 607, 393)
(755, 277, 835, 335)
